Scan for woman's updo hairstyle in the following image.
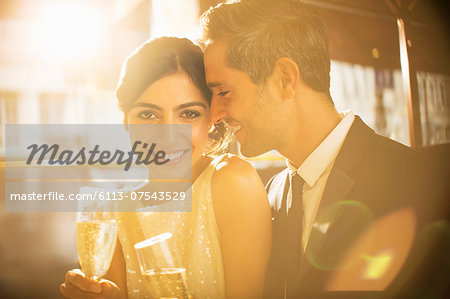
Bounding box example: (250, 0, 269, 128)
(116, 37, 211, 112)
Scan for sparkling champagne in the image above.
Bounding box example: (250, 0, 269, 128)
(143, 268, 191, 299)
(76, 221, 118, 279)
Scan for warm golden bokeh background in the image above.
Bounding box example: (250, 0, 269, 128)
(0, 0, 448, 298)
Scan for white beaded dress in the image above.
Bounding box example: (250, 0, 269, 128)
(117, 155, 227, 299)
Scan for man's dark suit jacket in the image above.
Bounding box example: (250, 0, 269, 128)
(263, 116, 447, 299)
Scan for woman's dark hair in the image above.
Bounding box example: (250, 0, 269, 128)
(116, 37, 229, 155)
(116, 37, 212, 113)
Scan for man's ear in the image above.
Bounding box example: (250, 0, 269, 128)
(122, 115, 129, 131)
(273, 57, 300, 100)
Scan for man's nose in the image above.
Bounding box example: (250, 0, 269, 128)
(209, 98, 228, 125)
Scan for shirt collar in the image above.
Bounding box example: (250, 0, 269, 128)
(287, 110, 355, 187)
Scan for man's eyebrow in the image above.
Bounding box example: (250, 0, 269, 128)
(207, 82, 222, 88)
(175, 102, 208, 110)
(132, 102, 161, 110)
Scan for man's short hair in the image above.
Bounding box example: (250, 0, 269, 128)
(201, 0, 331, 94)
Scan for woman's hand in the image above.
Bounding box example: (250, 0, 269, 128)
(60, 269, 122, 299)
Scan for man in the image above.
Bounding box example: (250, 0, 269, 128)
(201, 0, 444, 298)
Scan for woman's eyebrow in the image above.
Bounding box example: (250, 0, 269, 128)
(132, 102, 161, 110)
(131, 101, 207, 110)
(175, 102, 208, 110)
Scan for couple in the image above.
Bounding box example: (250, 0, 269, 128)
(61, 1, 431, 298)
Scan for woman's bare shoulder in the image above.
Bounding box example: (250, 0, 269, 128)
(210, 154, 270, 232)
(211, 154, 261, 184)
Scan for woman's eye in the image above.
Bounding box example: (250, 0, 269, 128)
(180, 110, 200, 119)
(218, 91, 230, 97)
(137, 111, 157, 120)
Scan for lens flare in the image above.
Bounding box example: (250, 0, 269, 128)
(305, 200, 374, 271)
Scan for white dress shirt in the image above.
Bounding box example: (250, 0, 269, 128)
(287, 110, 355, 252)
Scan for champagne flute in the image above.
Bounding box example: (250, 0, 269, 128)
(135, 233, 191, 299)
(76, 211, 118, 280)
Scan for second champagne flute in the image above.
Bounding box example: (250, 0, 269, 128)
(135, 232, 191, 299)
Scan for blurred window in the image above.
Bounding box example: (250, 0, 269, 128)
(0, 90, 19, 148)
(39, 92, 67, 124)
(418, 72, 450, 146)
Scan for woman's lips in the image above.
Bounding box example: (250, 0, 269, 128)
(162, 149, 191, 165)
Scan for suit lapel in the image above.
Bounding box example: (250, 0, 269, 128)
(308, 117, 373, 246)
(297, 117, 375, 288)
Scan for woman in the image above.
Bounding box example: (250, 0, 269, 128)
(60, 37, 271, 299)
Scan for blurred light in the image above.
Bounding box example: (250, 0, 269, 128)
(36, 1, 106, 63)
(372, 48, 380, 59)
(306, 200, 374, 271)
(150, 0, 200, 42)
(312, 221, 330, 234)
(326, 207, 416, 291)
(362, 250, 393, 279)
